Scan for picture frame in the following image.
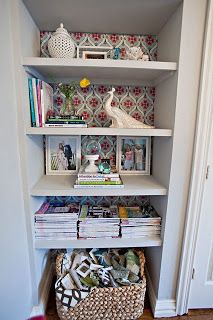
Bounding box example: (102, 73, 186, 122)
(76, 45, 113, 59)
(116, 136, 151, 175)
(45, 135, 81, 175)
(82, 51, 108, 60)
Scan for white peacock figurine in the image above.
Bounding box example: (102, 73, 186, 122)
(104, 88, 155, 128)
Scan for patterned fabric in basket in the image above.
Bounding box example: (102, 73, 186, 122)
(55, 250, 146, 320)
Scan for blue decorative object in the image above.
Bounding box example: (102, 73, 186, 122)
(113, 48, 120, 60)
(98, 160, 111, 174)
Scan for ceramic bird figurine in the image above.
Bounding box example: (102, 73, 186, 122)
(104, 88, 154, 128)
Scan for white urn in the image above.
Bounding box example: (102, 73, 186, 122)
(48, 23, 76, 58)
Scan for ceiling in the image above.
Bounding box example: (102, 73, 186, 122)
(22, 0, 182, 35)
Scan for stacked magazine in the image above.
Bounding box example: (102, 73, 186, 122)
(74, 167, 124, 189)
(34, 202, 80, 240)
(78, 205, 120, 239)
(119, 205, 161, 238)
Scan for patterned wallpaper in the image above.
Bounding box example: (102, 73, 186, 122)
(47, 195, 150, 206)
(40, 32, 158, 60)
(53, 84, 155, 167)
(81, 135, 117, 166)
(41, 32, 156, 173)
(53, 84, 155, 127)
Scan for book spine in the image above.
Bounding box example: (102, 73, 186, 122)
(36, 79, 42, 127)
(45, 121, 86, 124)
(46, 119, 85, 123)
(78, 180, 122, 185)
(77, 177, 120, 182)
(44, 123, 87, 128)
(48, 116, 83, 120)
(41, 81, 54, 126)
(28, 78, 36, 127)
(74, 184, 124, 189)
(40, 85, 45, 127)
(35, 229, 75, 233)
(78, 174, 119, 178)
(32, 78, 39, 127)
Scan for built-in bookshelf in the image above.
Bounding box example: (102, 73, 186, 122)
(14, 0, 205, 314)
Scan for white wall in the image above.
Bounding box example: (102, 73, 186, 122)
(146, 1, 207, 313)
(0, 1, 33, 319)
(157, 0, 207, 300)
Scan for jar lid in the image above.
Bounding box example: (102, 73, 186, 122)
(53, 23, 71, 38)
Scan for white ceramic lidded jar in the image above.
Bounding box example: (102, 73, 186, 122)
(48, 23, 76, 58)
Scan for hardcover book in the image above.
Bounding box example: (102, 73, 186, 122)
(36, 79, 42, 127)
(40, 81, 53, 126)
(32, 78, 39, 127)
(28, 78, 36, 127)
(78, 180, 122, 185)
(74, 183, 124, 189)
(45, 123, 87, 128)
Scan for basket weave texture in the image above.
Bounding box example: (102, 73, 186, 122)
(55, 250, 146, 320)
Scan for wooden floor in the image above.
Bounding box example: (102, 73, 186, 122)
(46, 282, 213, 320)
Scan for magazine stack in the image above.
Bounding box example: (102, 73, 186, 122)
(119, 204, 161, 238)
(34, 202, 80, 240)
(74, 168, 124, 189)
(78, 205, 120, 239)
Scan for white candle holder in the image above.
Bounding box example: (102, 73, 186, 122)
(84, 154, 99, 173)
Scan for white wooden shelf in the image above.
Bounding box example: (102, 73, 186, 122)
(34, 236, 162, 249)
(26, 127, 172, 137)
(31, 174, 167, 196)
(23, 58, 177, 85)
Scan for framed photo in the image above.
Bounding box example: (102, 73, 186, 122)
(77, 45, 113, 59)
(45, 136, 81, 175)
(117, 136, 151, 175)
(82, 51, 107, 59)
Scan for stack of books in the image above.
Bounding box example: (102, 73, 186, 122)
(119, 205, 161, 238)
(34, 202, 80, 240)
(78, 205, 120, 239)
(74, 168, 124, 189)
(28, 77, 53, 127)
(45, 115, 87, 128)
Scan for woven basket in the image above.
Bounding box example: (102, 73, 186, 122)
(55, 250, 146, 320)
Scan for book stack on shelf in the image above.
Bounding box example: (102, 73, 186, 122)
(28, 78, 87, 128)
(119, 205, 161, 238)
(34, 202, 80, 240)
(74, 169, 124, 189)
(45, 115, 87, 128)
(78, 205, 120, 239)
(28, 77, 53, 127)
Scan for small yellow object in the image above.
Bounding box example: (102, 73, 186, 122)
(119, 207, 128, 219)
(80, 78, 90, 88)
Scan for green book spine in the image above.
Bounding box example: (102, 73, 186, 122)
(28, 78, 36, 127)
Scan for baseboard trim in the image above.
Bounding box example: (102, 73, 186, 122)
(30, 254, 54, 318)
(146, 267, 177, 318)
